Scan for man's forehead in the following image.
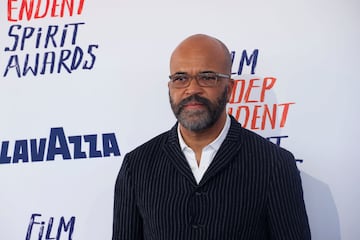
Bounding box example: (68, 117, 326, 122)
(170, 57, 221, 71)
(170, 50, 225, 70)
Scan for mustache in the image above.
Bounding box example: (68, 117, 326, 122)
(177, 94, 211, 110)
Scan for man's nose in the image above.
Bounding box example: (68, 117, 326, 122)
(185, 77, 204, 95)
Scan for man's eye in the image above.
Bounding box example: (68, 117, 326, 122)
(199, 74, 216, 81)
(173, 75, 188, 82)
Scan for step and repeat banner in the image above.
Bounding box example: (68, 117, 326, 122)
(1, 0, 359, 239)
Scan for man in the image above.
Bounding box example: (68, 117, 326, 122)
(112, 34, 311, 239)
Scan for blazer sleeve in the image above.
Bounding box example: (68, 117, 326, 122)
(112, 155, 143, 240)
(267, 150, 311, 240)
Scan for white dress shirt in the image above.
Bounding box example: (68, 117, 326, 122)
(177, 115, 231, 184)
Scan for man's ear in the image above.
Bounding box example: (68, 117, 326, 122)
(226, 79, 235, 102)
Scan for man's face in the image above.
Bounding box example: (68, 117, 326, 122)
(168, 40, 233, 132)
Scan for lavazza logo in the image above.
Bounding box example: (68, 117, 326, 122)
(0, 127, 121, 164)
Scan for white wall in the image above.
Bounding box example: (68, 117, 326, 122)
(0, 0, 359, 239)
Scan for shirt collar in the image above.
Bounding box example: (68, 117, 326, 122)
(178, 114, 231, 151)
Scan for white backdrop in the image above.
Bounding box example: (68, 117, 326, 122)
(1, 0, 359, 239)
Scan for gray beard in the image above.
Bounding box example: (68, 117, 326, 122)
(169, 88, 228, 132)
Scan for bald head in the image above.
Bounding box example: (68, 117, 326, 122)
(170, 34, 232, 75)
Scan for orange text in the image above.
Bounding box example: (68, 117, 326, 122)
(8, 0, 85, 22)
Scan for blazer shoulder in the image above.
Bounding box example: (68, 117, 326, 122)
(240, 125, 295, 161)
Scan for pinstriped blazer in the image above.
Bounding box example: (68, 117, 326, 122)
(112, 115, 311, 240)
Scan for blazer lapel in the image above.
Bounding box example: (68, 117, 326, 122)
(162, 123, 197, 186)
(199, 116, 243, 186)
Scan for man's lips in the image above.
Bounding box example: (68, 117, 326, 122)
(182, 101, 205, 109)
(176, 95, 210, 113)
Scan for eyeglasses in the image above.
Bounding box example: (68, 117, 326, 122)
(168, 72, 230, 88)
